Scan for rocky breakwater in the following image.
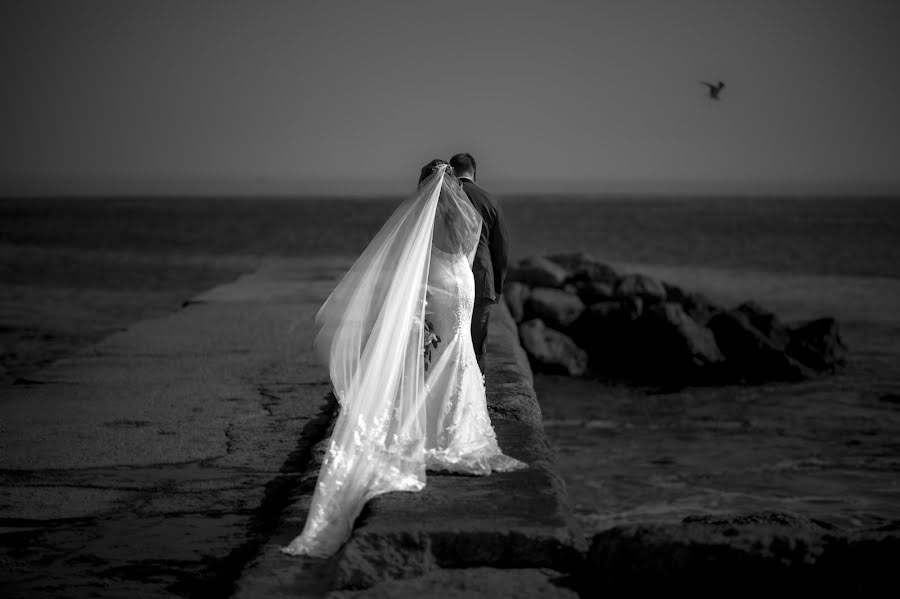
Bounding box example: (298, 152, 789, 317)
(506, 252, 847, 385)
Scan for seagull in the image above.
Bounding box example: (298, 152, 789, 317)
(699, 80, 725, 100)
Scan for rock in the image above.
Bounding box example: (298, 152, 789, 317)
(546, 251, 599, 272)
(547, 252, 618, 286)
(735, 301, 790, 347)
(708, 309, 814, 382)
(586, 300, 623, 321)
(613, 273, 667, 303)
(572, 301, 627, 350)
(662, 282, 687, 303)
(570, 263, 619, 286)
(638, 303, 724, 380)
(545, 252, 595, 270)
(512, 251, 847, 385)
(526, 288, 586, 331)
(572, 280, 615, 305)
(570, 299, 643, 374)
(786, 317, 848, 372)
(583, 299, 643, 331)
(509, 256, 569, 288)
(503, 282, 530, 323)
(619, 296, 643, 320)
(582, 511, 899, 595)
(680, 292, 723, 326)
(574, 297, 840, 385)
(519, 319, 588, 376)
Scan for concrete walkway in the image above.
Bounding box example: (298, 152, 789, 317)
(0, 258, 350, 598)
(1, 257, 585, 599)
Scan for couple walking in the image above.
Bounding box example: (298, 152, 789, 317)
(283, 153, 526, 557)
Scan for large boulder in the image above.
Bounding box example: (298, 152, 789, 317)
(526, 288, 586, 331)
(549, 252, 619, 287)
(570, 298, 644, 374)
(572, 280, 615, 305)
(662, 281, 687, 303)
(680, 292, 724, 326)
(734, 301, 790, 347)
(638, 302, 725, 381)
(786, 317, 848, 372)
(546, 251, 601, 272)
(508, 256, 569, 288)
(613, 273, 667, 303)
(518, 319, 588, 376)
(503, 281, 530, 323)
(571, 263, 619, 285)
(576, 299, 642, 338)
(545, 252, 594, 270)
(708, 309, 814, 382)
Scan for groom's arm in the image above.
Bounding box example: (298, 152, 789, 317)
(489, 201, 509, 302)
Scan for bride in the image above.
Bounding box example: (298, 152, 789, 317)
(282, 160, 527, 557)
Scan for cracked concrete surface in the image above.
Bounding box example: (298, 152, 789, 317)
(0, 257, 351, 598)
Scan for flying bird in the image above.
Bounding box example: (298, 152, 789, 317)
(699, 80, 725, 100)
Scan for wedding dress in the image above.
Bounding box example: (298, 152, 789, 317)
(282, 164, 526, 557)
(421, 245, 524, 474)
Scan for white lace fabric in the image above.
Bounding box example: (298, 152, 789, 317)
(281, 166, 525, 558)
(422, 249, 524, 475)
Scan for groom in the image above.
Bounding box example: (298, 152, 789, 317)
(449, 153, 509, 375)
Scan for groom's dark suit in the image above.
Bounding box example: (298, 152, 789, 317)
(458, 176, 509, 374)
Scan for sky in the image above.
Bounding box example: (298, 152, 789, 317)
(2, 0, 899, 196)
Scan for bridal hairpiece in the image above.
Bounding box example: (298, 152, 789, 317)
(431, 162, 454, 178)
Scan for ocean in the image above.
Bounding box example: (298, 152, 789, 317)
(3, 196, 900, 277)
(2, 195, 899, 533)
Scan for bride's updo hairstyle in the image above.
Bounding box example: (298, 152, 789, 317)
(418, 159, 456, 188)
(418, 159, 468, 254)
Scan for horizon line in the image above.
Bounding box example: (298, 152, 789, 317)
(3, 177, 900, 198)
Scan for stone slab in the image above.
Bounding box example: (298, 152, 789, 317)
(234, 302, 585, 597)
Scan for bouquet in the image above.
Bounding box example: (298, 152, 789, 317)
(423, 320, 441, 371)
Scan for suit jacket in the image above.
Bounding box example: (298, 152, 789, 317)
(459, 177, 509, 303)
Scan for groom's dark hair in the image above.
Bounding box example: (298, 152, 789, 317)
(449, 153, 476, 179)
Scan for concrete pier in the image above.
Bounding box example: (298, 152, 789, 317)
(233, 291, 585, 599)
(1, 258, 348, 597)
(1, 258, 584, 598)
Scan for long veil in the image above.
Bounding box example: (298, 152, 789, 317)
(282, 164, 482, 557)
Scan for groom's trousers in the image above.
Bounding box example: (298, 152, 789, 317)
(471, 298, 493, 375)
